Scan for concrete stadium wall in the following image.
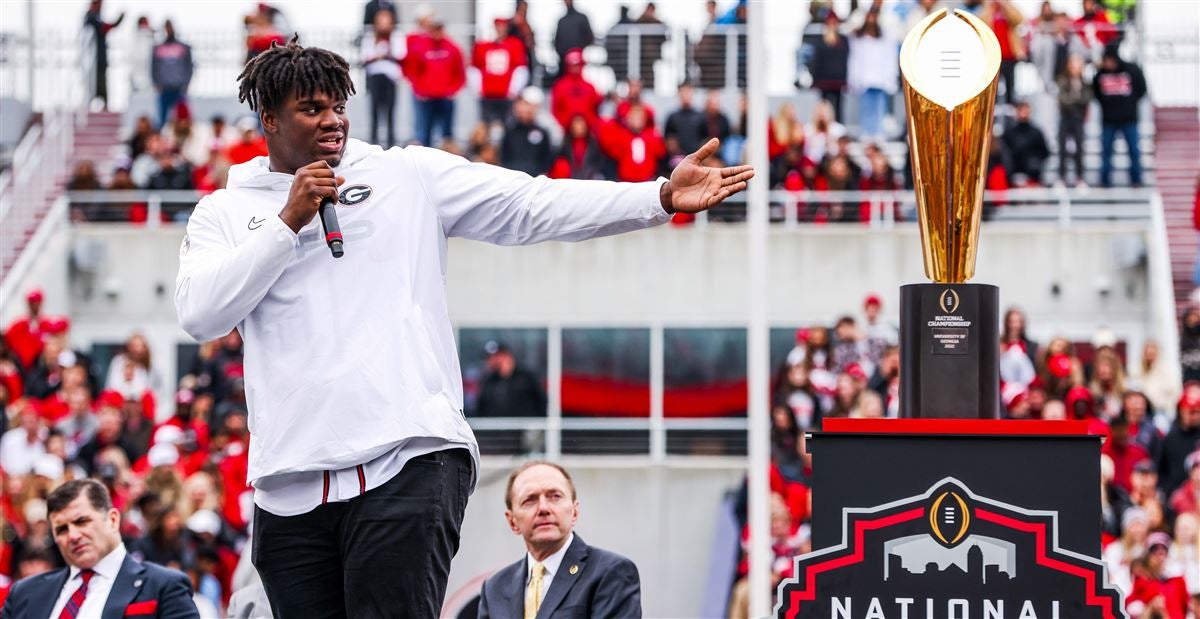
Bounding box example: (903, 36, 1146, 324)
(3, 220, 1155, 414)
(21, 220, 1155, 352)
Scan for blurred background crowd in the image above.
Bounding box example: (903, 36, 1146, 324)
(2, 0, 1198, 617)
(65, 0, 1151, 225)
(4, 289, 1199, 615)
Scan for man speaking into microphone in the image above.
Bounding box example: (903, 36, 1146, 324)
(174, 36, 753, 618)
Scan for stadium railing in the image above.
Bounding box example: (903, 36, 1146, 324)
(63, 186, 1162, 228)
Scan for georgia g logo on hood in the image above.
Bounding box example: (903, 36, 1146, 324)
(338, 184, 372, 207)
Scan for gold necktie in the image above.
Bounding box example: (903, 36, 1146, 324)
(524, 561, 545, 619)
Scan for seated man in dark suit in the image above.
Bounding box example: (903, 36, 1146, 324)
(1, 479, 199, 619)
(478, 461, 641, 619)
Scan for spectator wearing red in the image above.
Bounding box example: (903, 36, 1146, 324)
(0, 339, 23, 400)
(223, 117, 269, 165)
(244, 9, 285, 63)
(551, 48, 602, 130)
(1167, 452, 1199, 517)
(1074, 0, 1119, 51)
(768, 103, 802, 161)
(214, 410, 251, 531)
(1125, 533, 1189, 619)
(471, 17, 528, 127)
(986, 137, 1011, 192)
(977, 0, 1026, 104)
(614, 78, 655, 128)
(3, 289, 48, 369)
(858, 150, 900, 222)
(405, 20, 465, 148)
(598, 104, 666, 183)
(159, 388, 210, 455)
(1122, 391, 1163, 460)
(736, 490, 806, 579)
(403, 3, 436, 71)
(548, 114, 609, 180)
(1065, 384, 1110, 435)
(769, 143, 817, 190)
(1103, 415, 1151, 493)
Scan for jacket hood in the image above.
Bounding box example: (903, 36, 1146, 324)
(227, 138, 382, 191)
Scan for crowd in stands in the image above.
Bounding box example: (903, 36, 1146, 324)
(728, 294, 1200, 617)
(35, 0, 1188, 615)
(6, 287, 1197, 613)
(1, 288, 251, 616)
(70, 0, 1150, 226)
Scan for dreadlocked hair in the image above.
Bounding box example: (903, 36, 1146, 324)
(237, 34, 356, 112)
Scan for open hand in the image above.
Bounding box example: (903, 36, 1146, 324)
(661, 138, 755, 214)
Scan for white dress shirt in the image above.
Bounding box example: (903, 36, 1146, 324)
(525, 532, 574, 606)
(49, 543, 127, 619)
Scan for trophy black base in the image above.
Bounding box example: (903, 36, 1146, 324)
(900, 283, 999, 419)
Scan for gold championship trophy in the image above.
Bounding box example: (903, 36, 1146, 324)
(898, 9, 1002, 419)
(772, 17, 1126, 616)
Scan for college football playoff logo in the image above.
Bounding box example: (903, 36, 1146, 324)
(774, 478, 1126, 618)
(939, 289, 960, 314)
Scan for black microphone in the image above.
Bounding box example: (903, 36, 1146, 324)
(319, 196, 344, 258)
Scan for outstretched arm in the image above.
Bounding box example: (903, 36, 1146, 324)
(660, 138, 756, 214)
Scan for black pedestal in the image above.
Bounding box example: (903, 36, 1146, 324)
(774, 420, 1125, 618)
(900, 283, 999, 419)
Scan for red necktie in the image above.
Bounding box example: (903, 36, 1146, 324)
(58, 569, 95, 619)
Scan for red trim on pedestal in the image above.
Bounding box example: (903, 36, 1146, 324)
(820, 418, 1093, 436)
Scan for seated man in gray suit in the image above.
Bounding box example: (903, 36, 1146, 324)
(478, 461, 641, 619)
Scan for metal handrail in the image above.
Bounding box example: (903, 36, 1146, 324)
(62, 187, 1158, 228)
(468, 417, 748, 432)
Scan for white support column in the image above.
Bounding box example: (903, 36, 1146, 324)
(746, 1, 772, 617)
(547, 323, 562, 458)
(650, 323, 665, 462)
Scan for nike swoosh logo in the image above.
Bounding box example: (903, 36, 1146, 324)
(248, 217, 265, 230)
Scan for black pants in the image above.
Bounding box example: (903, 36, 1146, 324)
(819, 89, 844, 123)
(252, 449, 472, 619)
(367, 74, 397, 148)
(1058, 113, 1085, 184)
(479, 98, 512, 126)
(999, 59, 1017, 104)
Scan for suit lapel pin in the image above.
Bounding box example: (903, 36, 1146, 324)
(134, 579, 144, 587)
(569, 565, 579, 575)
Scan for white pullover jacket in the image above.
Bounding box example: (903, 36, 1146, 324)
(175, 139, 671, 486)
